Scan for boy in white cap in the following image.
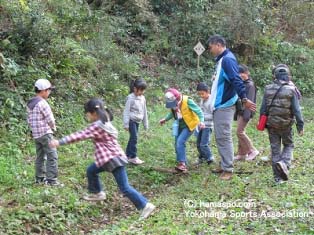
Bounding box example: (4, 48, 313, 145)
(27, 79, 61, 186)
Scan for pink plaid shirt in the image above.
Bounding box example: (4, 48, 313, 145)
(59, 121, 126, 167)
(27, 98, 55, 139)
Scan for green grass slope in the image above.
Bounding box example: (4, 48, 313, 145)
(0, 97, 313, 234)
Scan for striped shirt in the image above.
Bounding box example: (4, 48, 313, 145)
(59, 121, 127, 168)
(27, 98, 55, 139)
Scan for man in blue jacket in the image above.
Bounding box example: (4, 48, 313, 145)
(206, 35, 256, 180)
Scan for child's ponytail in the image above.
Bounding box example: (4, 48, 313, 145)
(129, 79, 135, 94)
(84, 98, 113, 124)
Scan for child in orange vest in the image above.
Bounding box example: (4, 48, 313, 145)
(159, 88, 204, 172)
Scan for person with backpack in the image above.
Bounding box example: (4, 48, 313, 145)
(259, 64, 304, 184)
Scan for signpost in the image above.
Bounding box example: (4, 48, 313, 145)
(193, 41, 205, 75)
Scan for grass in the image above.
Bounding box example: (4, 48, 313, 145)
(0, 98, 314, 235)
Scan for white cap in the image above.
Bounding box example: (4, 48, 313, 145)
(34, 79, 54, 90)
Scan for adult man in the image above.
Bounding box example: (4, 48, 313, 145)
(207, 35, 256, 180)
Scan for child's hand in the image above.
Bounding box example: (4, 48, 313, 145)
(124, 127, 129, 131)
(199, 122, 205, 130)
(159, 118, 166, 125)
(298, 130, 304, 136)
(49, 139, 60, 148)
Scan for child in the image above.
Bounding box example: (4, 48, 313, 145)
(159, 88, 205, 172)
(195, 82, 214, 165)
(49, 98, 155, 219)
(234, 65, 259, 161)
(27, 78, 61, 186)
(123, 78, 148, 165)
(260, 64, 304, 184)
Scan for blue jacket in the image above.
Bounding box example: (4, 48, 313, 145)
(213, 49, 247, 109)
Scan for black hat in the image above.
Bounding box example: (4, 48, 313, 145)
(196, 82, 209, 92)
(238, 64, 249, 74)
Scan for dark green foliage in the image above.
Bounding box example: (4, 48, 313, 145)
(1, 0, 314, 133)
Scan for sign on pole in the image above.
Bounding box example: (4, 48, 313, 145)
(193, 42, 205, 56)
(193, 42, 205, 74)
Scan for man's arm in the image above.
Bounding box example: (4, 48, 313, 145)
(223, 57, 256, 112)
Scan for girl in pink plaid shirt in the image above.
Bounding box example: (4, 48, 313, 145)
(50, 98, 155, 220)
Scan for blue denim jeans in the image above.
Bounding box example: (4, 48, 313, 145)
(175, 127, 193, 163)
(86, 163, 147, 210)
(196, 127, 213, 161)
(126, 120, 139, 158)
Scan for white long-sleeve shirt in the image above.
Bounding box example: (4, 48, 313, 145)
(123, 93, 148, 129)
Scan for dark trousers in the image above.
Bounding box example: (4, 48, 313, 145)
(268, 127, 294, 178)
(126, 120, 139, 158)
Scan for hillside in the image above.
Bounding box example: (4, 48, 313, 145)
(1, 0, 314, 234)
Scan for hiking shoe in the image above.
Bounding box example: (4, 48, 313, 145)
(44, 180, 64, 187)
(128, 157, 144, 165)
(246, 150, 259, 161)
(139, 202, 156, 220)
(35, 177, 46, 184)
(211, 167, 223, 173)
(234, 154, 247, 161)
(276, 161, 289, 181)
(175, 162, 188, 173)
(83, 191, 106, 201)
(219, 171, 233, 180)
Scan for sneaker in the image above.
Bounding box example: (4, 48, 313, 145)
(246, 150, 259, 161)
(139, 202, 156, 220)
(35, 177, 46, 184)
(219, 171, 233, 180)
(128, 157, 144, 165)
(83, 191, 106, 201)
(276, 161, 289, 181)
(175, 162, 188, 173)
(234, 154, 247, 161)
(44, 180, 64, 187)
